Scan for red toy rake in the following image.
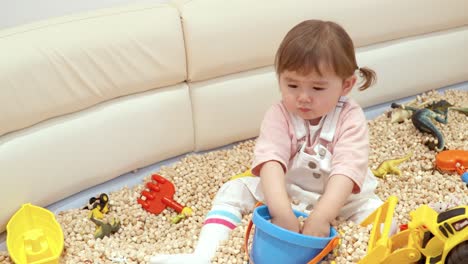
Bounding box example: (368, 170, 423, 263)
(137, 174, 185, 215)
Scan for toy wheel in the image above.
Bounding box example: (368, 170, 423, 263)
(445, 240, 468, 264)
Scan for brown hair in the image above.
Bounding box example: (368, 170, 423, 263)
(275, 20, 376, 91)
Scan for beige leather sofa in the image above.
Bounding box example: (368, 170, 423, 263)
(1, 0, 468, 232)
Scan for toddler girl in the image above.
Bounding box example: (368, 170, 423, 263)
(151, 19, 382, 264)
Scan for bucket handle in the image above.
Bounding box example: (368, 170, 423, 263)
(244, 214, 340, 264)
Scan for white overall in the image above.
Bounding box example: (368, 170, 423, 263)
(214, 98, 382, 223)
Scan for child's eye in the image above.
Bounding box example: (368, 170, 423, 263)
(288, 84, 298, 88)
(313, 87, 325, 91)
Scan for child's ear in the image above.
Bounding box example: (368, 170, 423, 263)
(341, 75, 357, 96)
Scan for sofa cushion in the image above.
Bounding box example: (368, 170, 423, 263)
(178, 0, 468, 82)
(0, 83, 194, 232)
(190, 67, 280, 151)
(0, 3, 186, 136)
(354, 26, 468, 107)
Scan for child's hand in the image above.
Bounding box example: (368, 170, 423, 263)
(271, 211, 300, 233)
(301, 211, 330, 237)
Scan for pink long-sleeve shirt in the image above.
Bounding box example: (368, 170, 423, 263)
(251, 98, 370, 193)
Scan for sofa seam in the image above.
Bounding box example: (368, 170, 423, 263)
(0, 4, 173, 39)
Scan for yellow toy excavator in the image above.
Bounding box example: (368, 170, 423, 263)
(359, 196, 468, 264)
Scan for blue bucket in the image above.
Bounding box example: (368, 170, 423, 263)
(248, 205, 338, 264)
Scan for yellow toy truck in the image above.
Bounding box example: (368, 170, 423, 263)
(359, 196, 468, 264)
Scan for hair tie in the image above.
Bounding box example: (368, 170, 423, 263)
(357, 67, 364, 77)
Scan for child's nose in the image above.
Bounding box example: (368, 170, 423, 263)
(298, 92, 311, 103)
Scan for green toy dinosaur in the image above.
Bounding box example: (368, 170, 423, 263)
(90, 217, 121, 239)
(413, 99, 467, 116)
(391, 102, 448, 151)
(425, 100, 453, 116)
(450, 107, 468, 116)
(389, 100, 430, 123)
(371, 152, 413, 178)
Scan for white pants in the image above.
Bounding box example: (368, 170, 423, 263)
(213, 176, 382, 224)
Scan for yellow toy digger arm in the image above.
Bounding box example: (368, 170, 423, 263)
(358, 196, 398, 264)
(408, 205, 438, 231)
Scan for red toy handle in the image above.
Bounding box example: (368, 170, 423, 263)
(162, 197, 184, 213)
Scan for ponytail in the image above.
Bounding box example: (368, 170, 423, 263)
(357, 67, 376, 91)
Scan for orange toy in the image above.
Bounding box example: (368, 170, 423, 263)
(137, 174, 192, 223)
(435, 150, 468, 175)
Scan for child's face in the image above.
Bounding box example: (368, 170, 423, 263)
(279, 67, 356, 124)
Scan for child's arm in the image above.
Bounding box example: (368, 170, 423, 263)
(260, 160, 300, 233)
(302, 174, 354, 237)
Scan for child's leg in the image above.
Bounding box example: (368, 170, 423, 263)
(346, 198, 383, 224)
(150, 178, 258, 264)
